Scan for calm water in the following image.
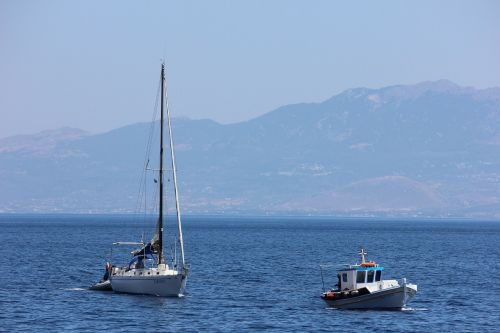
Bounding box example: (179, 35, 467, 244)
(0, 215, 499, 332)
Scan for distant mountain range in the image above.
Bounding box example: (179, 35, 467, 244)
(1, 80, 500, 217)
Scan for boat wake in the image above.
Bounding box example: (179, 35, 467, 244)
(326, 306, 427, 312)
(401, 307, 429, 312)
(63, 287, 88, 291)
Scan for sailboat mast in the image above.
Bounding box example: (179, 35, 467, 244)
(158, 63, 165, 265)
(164, 66, 186, 267)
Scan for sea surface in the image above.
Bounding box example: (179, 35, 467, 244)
(0, 215, 499, 332)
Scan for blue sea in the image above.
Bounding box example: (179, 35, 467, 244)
(0, 215, 499, 332)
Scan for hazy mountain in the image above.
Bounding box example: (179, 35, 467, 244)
(0, 127, 88, 154)
(1, 80, 499, 217)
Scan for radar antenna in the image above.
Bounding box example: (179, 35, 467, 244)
(359, 248, 367, 264)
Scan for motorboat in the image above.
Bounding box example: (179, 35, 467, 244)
(320, 249, 417, 309)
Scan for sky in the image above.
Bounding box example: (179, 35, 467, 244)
(1, 0, 499, 138)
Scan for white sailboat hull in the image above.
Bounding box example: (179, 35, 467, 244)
(111, 271, 187, 297)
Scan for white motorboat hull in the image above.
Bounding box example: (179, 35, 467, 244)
(111, 272, 187, 297)
(323, 284, 417, 310)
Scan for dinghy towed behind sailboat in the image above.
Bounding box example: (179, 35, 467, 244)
(100, 63, 188, 297)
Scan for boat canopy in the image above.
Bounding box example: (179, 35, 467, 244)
(131, 242, 158, 256)
(355, 266, 384, 271)
(338, 265, 384, 271)
(131, 218, 161, 256)
(128, 254, 155, 268)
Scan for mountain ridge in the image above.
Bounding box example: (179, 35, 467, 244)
(1, 80, 499, 217)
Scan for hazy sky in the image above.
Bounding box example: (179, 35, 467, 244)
(1, 0, 499, 137)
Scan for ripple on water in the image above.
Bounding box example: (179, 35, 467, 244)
(1, 216, 499, 332)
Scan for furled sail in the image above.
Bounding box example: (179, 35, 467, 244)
(150, 218, 161, 253)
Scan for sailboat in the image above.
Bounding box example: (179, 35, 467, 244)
(100, 63, 188, 297)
